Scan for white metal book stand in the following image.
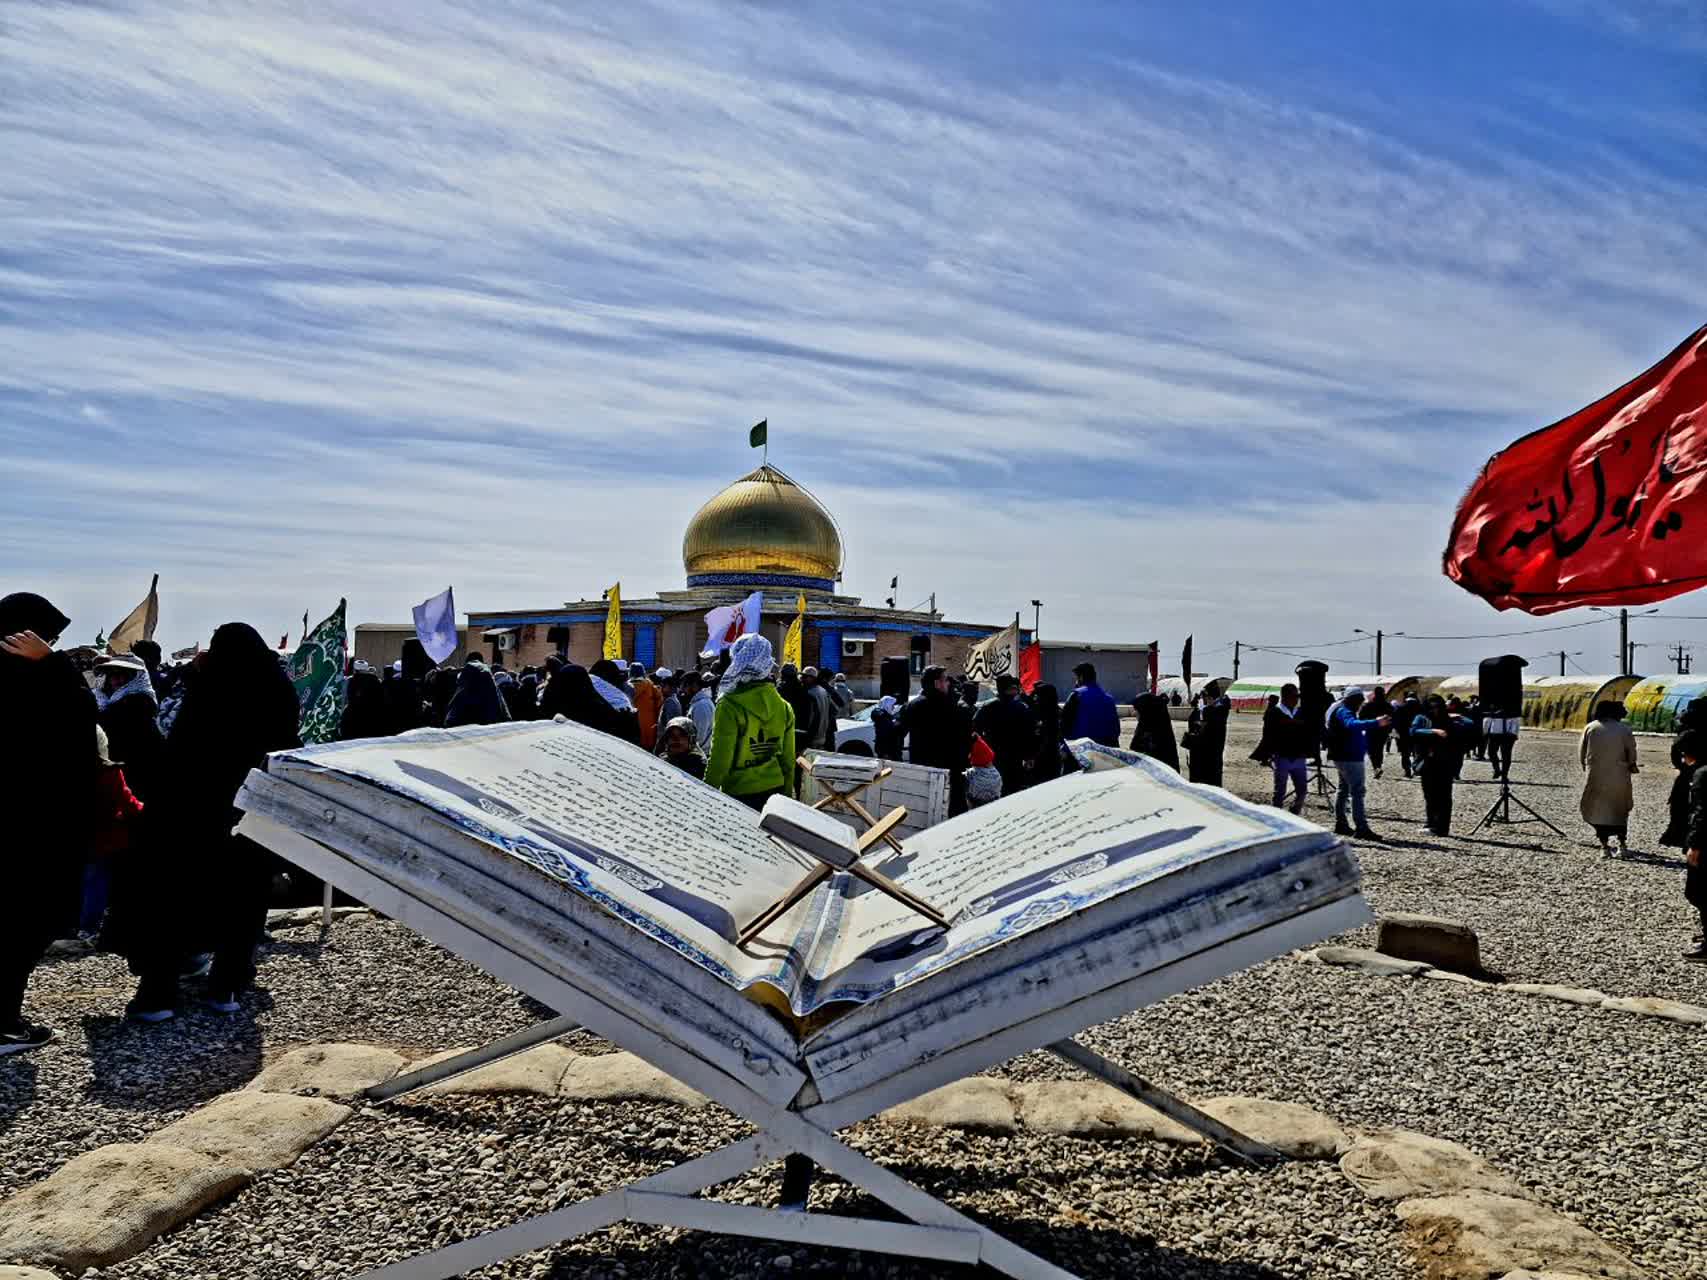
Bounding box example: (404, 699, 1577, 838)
(238, 754, 1366, 1280)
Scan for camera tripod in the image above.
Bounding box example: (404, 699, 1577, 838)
(1470, 773, 1565, 838)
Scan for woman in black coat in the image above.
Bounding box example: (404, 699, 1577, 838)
(125, 623, 302, 1020)
(540, 664, 640, 744)
(1665, 731, 1707, 960)
(0, 594, 97, 1052)
(1130, 691, 1182, 773)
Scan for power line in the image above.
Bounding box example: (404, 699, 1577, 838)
(1393, 617, 1611, 641)
(1239, 635, 1366, 650)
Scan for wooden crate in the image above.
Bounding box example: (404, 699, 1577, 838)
(801, 751, 950, 839)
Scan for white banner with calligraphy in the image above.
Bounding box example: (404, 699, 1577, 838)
(963, 620, 1018, 683)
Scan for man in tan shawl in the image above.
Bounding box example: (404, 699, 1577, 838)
(1580, 701, 1639, 857)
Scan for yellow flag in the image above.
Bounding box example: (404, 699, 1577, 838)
(782, 593, 806, 668)
(602, 583, 622, 660)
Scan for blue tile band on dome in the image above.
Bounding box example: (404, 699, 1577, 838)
(686, 571, 836, 593)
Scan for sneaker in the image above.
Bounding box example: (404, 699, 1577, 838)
(1333, 821, 1355, 837)
(0, 1022, 56, 1056)
(1354, 827, 1385, 843)
(179, 952, 214, 981)
(200, 991, 241, 1014)
(1683, 948, 1707, 962)
(128, 1001, 176, 1024)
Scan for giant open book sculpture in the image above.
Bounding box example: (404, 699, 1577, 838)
(236, 720, 1367, 1280)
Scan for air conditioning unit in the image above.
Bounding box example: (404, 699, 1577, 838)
(494, 631, 517, 653)
(842, 639, 863, 658)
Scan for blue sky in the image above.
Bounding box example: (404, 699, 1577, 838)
(4, 0, 1706, 678)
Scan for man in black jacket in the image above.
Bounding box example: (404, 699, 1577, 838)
(901, 666, 973, 814)
(1265, 683, 1312, 814)
(974, 675, 1037, 797)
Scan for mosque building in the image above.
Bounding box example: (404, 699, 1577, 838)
(456, 464, 1023, 696)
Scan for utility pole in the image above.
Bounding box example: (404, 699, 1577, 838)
(1233, 640, 1241, 681)
(1374, 629, 1383, 678)
(1559, 650, 1566, 677)
(1669, 642, 1692, 675)
(1619, 608, 1629, 676)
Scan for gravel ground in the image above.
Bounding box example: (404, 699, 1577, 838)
(7, 717, 1706, 1278)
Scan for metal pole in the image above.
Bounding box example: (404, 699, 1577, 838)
(1375, 630, 1382, 677)
(1233, 640, 1241, 681)
(1620, 609, 1629, 676)
(1559, 650, 1566, 677)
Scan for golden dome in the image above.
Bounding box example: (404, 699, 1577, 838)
(683, 464, 843, 588)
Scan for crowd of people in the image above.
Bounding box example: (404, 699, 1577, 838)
(7, 589, 1704, 1058)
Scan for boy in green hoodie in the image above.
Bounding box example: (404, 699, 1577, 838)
(704, 633, 796, 807)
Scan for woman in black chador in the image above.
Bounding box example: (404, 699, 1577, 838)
(124, 623, 302, 1021)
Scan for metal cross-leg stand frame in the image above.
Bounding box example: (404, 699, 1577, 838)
(1469, 777, 1565, 838)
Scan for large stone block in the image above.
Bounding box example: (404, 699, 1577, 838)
(1011, 1081, 1198, 1143)
(0, 1144, 250, 1271)
(248, 1043, 406, 1099)
(556, 1051, 708, 1108)
(1396, 1192, 1645, 1280)
(1193, 1096, 1350, 1160)
(880, 1078, 1017, 1134)
(1340, 1130, 1528, 1202)
(0, 1268, 65, 1279)
(147, 1090, 351, 1172)
(1377, 913, 1484, 976)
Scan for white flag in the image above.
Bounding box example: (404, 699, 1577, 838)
(412, 586, 459, 665)
(702, 590, 764, 656)
(964, 620, 1019, 683)
(108, 574, 160, 655)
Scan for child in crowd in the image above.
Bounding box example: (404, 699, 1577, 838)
(82, 725, 145, 941)
(660, 716, 706, 780)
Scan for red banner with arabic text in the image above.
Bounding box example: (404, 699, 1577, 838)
(1445, 325, 1707, 614)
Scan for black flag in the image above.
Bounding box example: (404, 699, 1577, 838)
(1181, 635, 1194, 692)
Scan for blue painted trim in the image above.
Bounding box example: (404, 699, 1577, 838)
(832, 618, 1001, 639)
(471, 610, 1004, 638)
(687, 571, 835, 592)
(818, 628, 842, 672)
(468, 613, 667, 626)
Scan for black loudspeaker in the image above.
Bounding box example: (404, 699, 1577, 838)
(1478, 655, 1527, 717)
(881, 656, 911, 701)
(1294, 660, 1329, 702)
(1294, 660, 1331, 753)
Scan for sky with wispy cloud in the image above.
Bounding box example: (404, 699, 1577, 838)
(5, 0, 1706, 677)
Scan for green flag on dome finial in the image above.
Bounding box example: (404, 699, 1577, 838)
(749, 418, 767, 464)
